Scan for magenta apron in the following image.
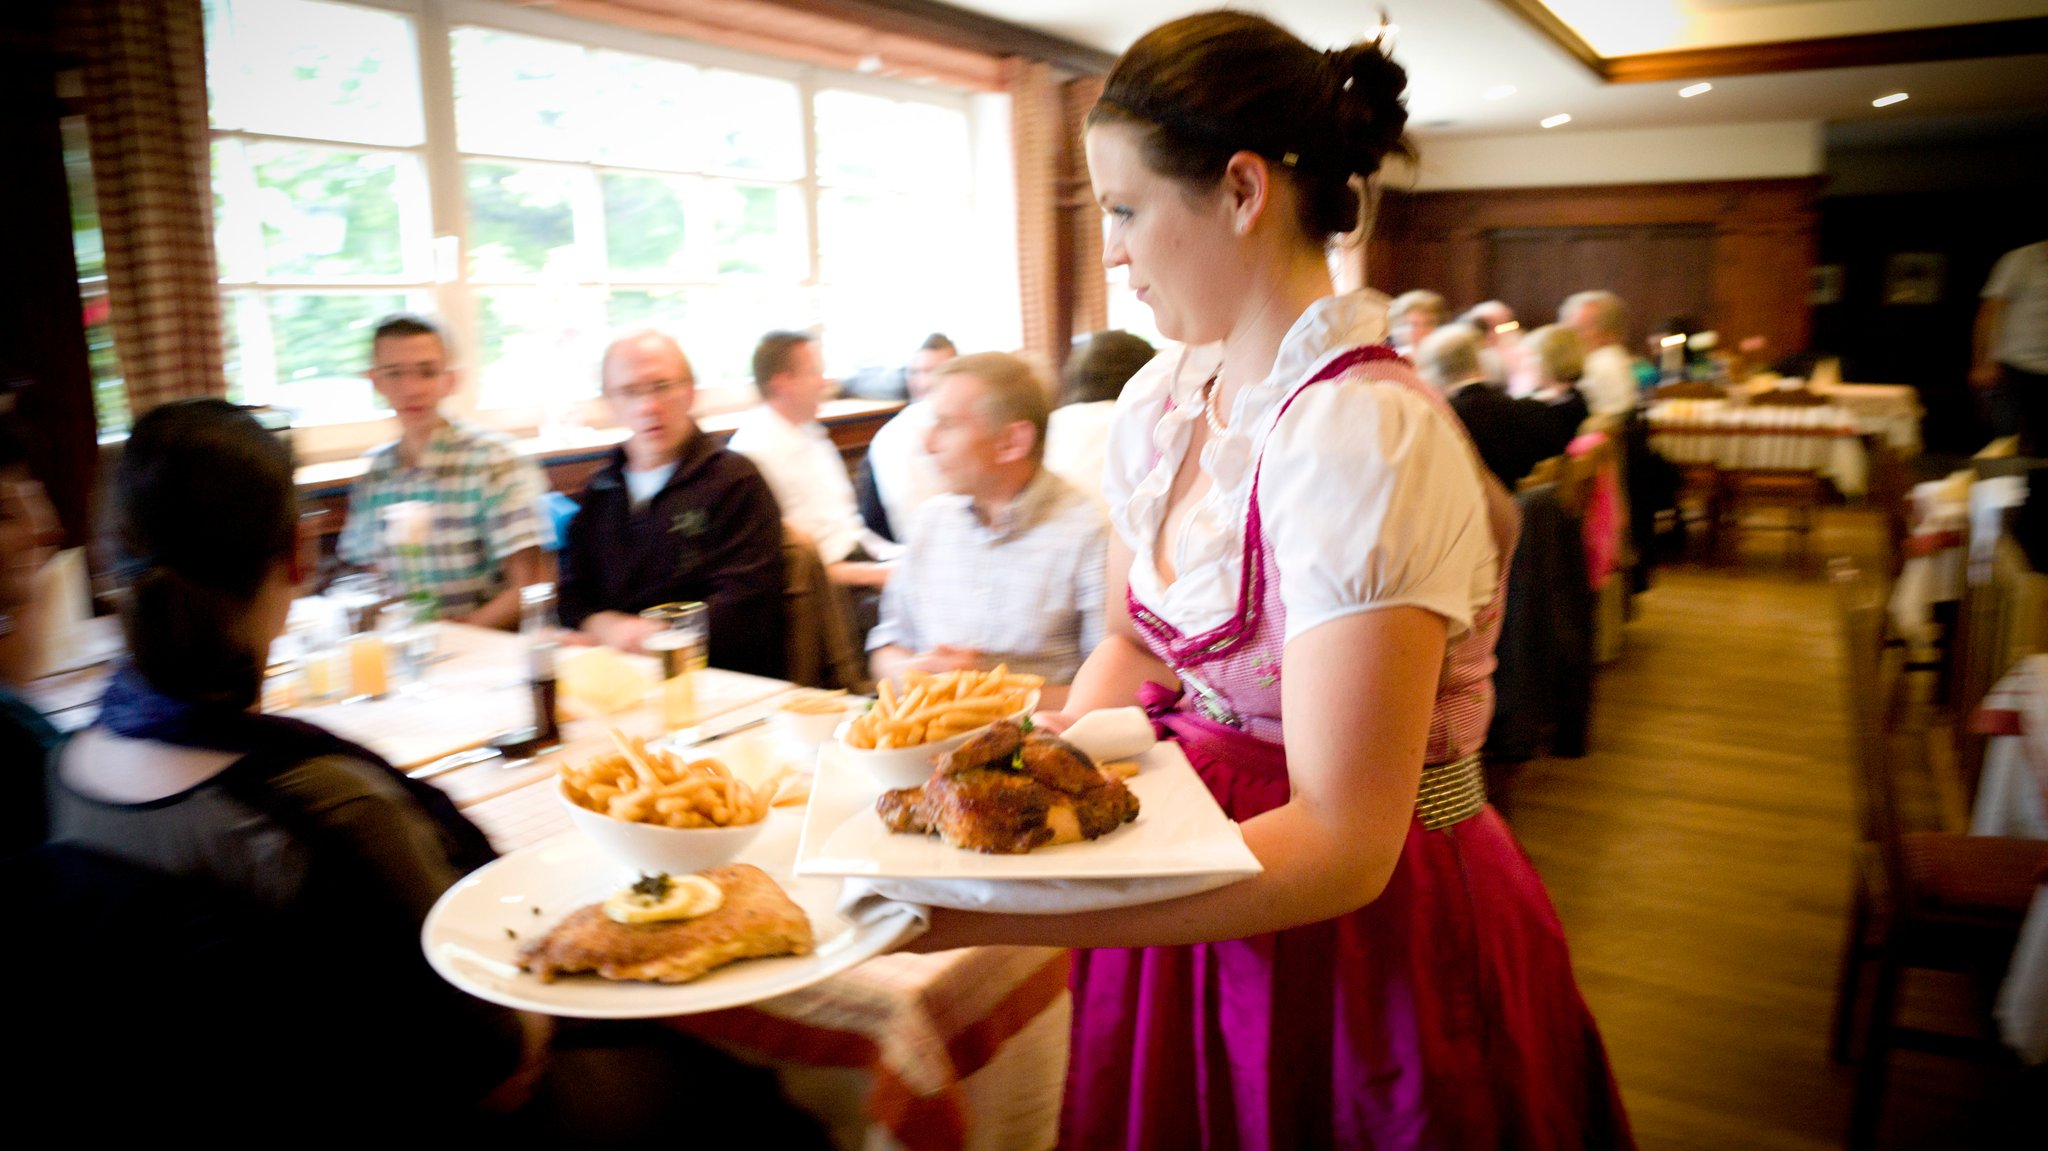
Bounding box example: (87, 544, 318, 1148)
(1060, 347, 1634, 1150)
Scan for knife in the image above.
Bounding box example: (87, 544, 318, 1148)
(667, 714, 770, 749)
(407, 746, 501, 780)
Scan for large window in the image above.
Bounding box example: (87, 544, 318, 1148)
(197, 0, 1013, 441)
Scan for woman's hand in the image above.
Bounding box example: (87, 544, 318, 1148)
(1031, 710, 1076, 735)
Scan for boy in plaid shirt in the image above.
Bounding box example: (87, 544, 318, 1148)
(337, 315, 551, 628)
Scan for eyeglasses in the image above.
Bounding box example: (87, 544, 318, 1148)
(371, 365, 447, 384)
(605, 378, 693, 402)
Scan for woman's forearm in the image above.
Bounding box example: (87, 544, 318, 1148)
(1062, 632, 1177, 715)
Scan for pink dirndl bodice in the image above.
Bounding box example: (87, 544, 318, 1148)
(1061, 347, 1634, 1151)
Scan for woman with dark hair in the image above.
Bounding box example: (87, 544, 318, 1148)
(901, 13, 1633, 1148)
(46, 399, 534, 1133)
(44, 400, 829, 1144)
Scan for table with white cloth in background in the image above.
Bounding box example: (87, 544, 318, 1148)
(1966, 656, 2048, 1065)
(1735, 379, 1923, 457)
(1646, 399, 1868, 493)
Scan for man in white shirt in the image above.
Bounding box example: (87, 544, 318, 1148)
(863, 333, 955, 540)
(1974, 240, 2048, 451)
(1560, 289, 1641, 418)
(728, 331, 897, 589)
(867, 352, 1106, 707)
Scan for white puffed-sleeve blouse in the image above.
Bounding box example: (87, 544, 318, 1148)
(1104, 292, 1498, 645)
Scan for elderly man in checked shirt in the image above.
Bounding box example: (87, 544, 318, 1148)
(866, 352, 1107, 709)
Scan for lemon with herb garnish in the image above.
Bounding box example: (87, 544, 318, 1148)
(602, 872, 724, 924)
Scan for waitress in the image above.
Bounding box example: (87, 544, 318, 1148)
(904, 11, 1635, 1148)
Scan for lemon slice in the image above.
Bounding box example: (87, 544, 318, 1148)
(603, 873, 724, 924)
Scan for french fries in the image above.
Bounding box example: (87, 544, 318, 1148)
(560, 730, 782, 829)
(842, 666, 1043, 750)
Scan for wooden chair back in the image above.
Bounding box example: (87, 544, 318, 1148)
(1748, 384, 1832, 408)
(1649, 379, 1727, 401)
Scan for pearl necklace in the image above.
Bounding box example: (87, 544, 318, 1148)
(1202, 368, 1228, 436)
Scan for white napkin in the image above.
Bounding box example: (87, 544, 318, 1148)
(836, 707, 1262, 927)
(1053, 706, 1157, 763)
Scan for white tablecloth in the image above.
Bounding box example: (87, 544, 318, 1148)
(1970, 661, 2048, 1064)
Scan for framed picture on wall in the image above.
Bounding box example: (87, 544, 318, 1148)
(1883, 252, 1946, 306)
(1809, 264, 1843, 306)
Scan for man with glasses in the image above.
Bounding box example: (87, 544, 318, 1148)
(557, 329, 787, 678)
(337, 314, 550, 629)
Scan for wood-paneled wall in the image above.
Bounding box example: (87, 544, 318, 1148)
(1368, 178, 1821, 360)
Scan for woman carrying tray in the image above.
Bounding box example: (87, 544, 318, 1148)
(902, 11, 1635, 1148)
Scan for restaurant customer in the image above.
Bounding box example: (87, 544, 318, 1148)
(1417, 321, 1569, 490)
(1560, 289, 1641, 417)
(337, 313, 552, 628)
(867, 352, 1106, 708)
(41, 398, 827, 1144)
(559, 330, 788, 678)
(47, 398, 531, 1133)
(729, 330, 899, 589)
(863, 332, 957, 540)
(1, 392, 62, 854)
(1045, 328, 1156, 511)
(898, 13, 1635, 1147)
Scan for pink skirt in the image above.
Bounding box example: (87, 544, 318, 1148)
(1061, 711, 1635, 1150)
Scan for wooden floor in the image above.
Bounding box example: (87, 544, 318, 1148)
(1503, 514, 2035, 1150)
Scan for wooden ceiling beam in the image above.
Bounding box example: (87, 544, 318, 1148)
(1487, 2, 2048, 85)
(1602, 17, 2048, 84)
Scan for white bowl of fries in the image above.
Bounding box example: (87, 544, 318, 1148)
(769, 690, 858, 759)
(557, 732, 781, 875)
(835, 667, 1042, 791)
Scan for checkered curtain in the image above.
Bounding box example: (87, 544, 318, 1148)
(67, 0, 227, 416)
(1009, 57, 1063, 367)
(1063, 75, 1108, 341)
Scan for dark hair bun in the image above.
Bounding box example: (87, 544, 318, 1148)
(1324, 42, 1411, 181)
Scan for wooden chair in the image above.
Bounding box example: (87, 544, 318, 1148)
(781, 524, 868, 693)
(1829, 571, 2048, 1149)
(1648, 379, 1727, 401)
(1747, 383, 1833, 408)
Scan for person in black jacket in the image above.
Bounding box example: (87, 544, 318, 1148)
(559, 331, 788, 679)
(1417, 323, 1572, 490)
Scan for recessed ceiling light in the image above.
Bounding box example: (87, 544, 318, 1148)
(1540, 113, 1572, 128)
(1484, 84, 1517, 100)
(1872, 92, 1909, 107)
(1679, 82, 1712, 98)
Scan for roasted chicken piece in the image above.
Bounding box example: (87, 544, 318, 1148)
(877, 721, 1139, 853)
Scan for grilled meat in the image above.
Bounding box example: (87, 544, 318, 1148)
(876, 720, 1139, 854)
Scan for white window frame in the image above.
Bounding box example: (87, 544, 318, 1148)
(207, 0, 1004, 461)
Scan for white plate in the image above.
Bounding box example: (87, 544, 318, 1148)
(423, 810, 922, 1019)
(793, 739, 1262, 882)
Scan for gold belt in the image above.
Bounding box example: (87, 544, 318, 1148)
(1415, 752, 1487, 830)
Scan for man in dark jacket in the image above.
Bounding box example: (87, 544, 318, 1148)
(1417, 323, 1574, 490)
(559, 331, 788, 679)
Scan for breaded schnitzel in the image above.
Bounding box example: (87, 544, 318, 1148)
(519, 863, 813, 984)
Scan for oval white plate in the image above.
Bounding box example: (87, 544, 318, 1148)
(423, 810, 922, 1019)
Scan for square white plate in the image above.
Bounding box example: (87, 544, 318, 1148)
(793, 739, 1262, 882)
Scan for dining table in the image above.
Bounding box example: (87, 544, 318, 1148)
(28, 616, 1070, 1151)
(1964, 655, 2048, 1065)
